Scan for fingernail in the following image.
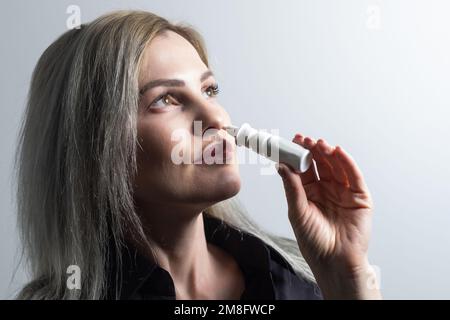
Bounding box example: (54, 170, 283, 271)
(305, 137, 315, 144)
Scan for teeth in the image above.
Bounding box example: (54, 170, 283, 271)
(202, 139, 234, 163)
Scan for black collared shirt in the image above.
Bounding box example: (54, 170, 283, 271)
(107, 213, 323, 300)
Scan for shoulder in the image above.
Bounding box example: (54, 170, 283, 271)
(264, 243, 323, 300)
(17, 277, 53, 300)
(203, 214, 323, 300)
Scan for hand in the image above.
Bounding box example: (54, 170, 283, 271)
(276, 134, 381, 299)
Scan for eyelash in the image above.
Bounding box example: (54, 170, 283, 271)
(148, 84, 220, 110)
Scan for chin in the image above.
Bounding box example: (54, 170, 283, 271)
(208, 167, 241, 202)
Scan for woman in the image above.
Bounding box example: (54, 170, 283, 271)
(15, 10, 381, 300)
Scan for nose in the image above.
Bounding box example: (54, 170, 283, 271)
(190, 96, 228, 138)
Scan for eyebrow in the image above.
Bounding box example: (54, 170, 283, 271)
(139, 70, 215, 96)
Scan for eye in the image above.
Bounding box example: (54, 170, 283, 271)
(147, 84, 220, 111)
(202, 83, 220, 98)
(149, 93, 179, 109)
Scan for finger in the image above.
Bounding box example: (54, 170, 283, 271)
(334, 145, 369, 193)
(277, 162, 310, 215)
(318, 140, 350, 187)
(292, 134, 318, 185)
(312, 138, 334, 182)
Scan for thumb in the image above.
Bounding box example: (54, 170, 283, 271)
(276, 162, 309, 218)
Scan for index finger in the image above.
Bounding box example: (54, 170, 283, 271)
(334, 146, 369, 193)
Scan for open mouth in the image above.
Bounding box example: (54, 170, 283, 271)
(203, 138, 235, 164)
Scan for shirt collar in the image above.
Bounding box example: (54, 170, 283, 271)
(107, 212, 275, 299)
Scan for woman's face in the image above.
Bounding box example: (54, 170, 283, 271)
(133, 30, 240, 210)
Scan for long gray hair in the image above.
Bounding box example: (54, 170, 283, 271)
(14, 10, 315, 300)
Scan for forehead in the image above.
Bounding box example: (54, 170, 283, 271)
(139, 30, 207, 83)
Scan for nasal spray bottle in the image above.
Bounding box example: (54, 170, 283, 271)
(224, 123, 313, 173)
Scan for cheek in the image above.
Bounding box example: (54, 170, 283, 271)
(137, 116, 181, 163)
(135, 119, 192, 191)
(137, 136, 165, 169)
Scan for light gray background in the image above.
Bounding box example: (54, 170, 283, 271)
(1, 0, 449, 299)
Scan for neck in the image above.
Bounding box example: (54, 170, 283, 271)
(133, 201, 215, 297)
